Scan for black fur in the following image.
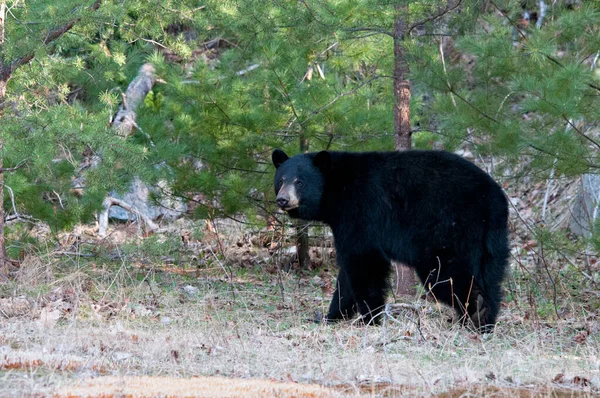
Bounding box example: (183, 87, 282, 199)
(272, 149, 509, 331)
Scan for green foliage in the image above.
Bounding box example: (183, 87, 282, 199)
(3, 1, 600, 258)
(415, 2, 600, 179)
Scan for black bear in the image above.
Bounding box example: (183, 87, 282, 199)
(272, 149, 509, 331)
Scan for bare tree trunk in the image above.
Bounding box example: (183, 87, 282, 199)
(98, 63, 158, 236)
(0, 1, 7, 270)
(111, 63, 157, 137)
(98, 196, 159, 236)
(0, 159, 5, 271)
(393, 4, 417, 298)
(296, 134, 310, 269)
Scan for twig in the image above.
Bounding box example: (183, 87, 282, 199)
(206, 241, 237, 302)
(563, 116, 600, 151)
(343, 27, 393, 38)
(236, 63, 260, 76)
(380, 303, 426, 345)
(54, 251, 96, 258)
(3, 184, 40, 225)
(300, 76, 385, 126)
(536, 0, 547, 29)
(541, 158, 557, 223)
(0, 160, 27, 172)
(407, 0, 462, 33)
(53, 190, 65, 210)
(539, 241, 560, 320)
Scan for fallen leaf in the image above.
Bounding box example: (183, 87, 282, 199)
(573, 376, 591, 387)
(553, 373, 565, 384)
(573, 331, 587, 344)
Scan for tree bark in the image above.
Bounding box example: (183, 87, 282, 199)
(97, 63, 159, 236)
(296, 134, 311, 269)
(393, 5, 412, 151)
(0, 2, 7, 270)
(111, 63, 156, 137)
(393, 4, 417, 298)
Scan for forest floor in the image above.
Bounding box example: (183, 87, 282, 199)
(1, 216, 599, 398)
(1, 166, 600, 397)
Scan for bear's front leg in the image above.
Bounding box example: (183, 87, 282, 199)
(339, 250, 391, 325)
(325, 267, 356, 322)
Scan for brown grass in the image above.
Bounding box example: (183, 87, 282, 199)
(1, 219, 599, 397)
(1, 276, 598, 397)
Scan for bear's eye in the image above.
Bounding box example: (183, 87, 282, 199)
(278, 178, 284, 188)
(295, 180, 303, 187)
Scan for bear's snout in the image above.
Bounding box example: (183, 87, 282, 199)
(276, 184, 299, 210)
(276, 197, 289, 208)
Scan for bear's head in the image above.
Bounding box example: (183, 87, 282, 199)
(272, 149, 331, 221)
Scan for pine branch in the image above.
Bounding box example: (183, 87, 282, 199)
(490, 0, 600, 94)
(444, 83, 502, 126)
(3, 184, 40, 225)
(489, 1, 527, 41)
(407, 0, 463, 34)
(564, 116, 600, 151)
(0, 159, 26, 172)
(300, 75, 387, 126)
(344, 27, 393, 38)
(2, 0, 101, 79)
(44, 1, 102, 45)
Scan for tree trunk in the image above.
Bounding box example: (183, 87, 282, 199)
(97, 63, 160, 236)
(111, 63, 156, 137)
(393, 4, 417, 298)
(0, 2, 7, 270)
(0, 159, 5, 270)
(296, 134, 310, 269)
(393, 5, 412, 150)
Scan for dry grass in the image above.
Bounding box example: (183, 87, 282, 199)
(0, 216, 599, 397)
(1, 254, 599, 397)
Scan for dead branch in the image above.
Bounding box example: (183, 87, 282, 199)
(3, 183, 40, 225)
(343, 27, 393, 38)
(0, 159, 26, 172)
(111, 63, 157, 138)
(98, 196, 159, 237)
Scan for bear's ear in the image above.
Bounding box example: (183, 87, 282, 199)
(313, 151, 331, 172)
(272, 149, 289, 169)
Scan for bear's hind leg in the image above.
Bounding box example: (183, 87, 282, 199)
(419, 261, 499, 332)
(467, 279, 501, 332)
(325, 268, 357, 322)
(439, 272, 499, 332)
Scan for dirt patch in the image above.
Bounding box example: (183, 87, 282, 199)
(437, 385, 596, 398)
(53, 375, 344, 397)
(51, 376, 597, 398)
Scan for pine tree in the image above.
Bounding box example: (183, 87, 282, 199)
(0, 1, 203, 266)
(0, 0, 103, 267)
